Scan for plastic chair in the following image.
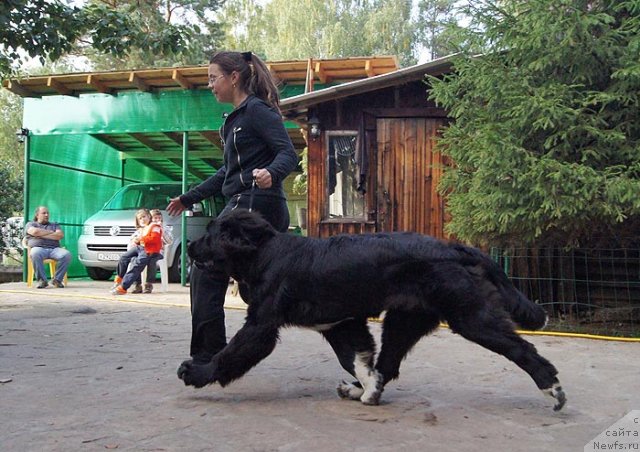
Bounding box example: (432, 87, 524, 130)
(25, 245, 69, 288)
(139, 244, 169, 292)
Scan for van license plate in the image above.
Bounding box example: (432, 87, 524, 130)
(98, 253, 121, 261)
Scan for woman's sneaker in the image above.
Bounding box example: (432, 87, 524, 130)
(36, 279, 48, 289)
(143, 283, 153, 294)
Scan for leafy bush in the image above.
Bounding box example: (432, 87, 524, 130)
(428, 0, 640, 247)
(0, 163, 23, 258)
(292, 147, 308, 195)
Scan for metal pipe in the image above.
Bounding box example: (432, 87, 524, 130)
(181, 132, 189, 286)
(22, 131, 30, 281)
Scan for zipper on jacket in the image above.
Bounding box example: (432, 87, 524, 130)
(219, 112, 229, 146)
(231, 194, 241, 210)
(233, 126, 247, 186)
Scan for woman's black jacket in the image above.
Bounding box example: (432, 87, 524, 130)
(180, 95, 298, 207)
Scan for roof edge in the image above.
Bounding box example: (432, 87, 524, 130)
(2, 55, 400, 98)
(281, 54, 457, 114)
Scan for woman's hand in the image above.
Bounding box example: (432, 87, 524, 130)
(167, 197, 187, 216)
(252, 168, 272, 189)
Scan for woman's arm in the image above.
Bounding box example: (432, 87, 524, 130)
(182, 168, 226, 207)
(252, 102, 299, 185)
(167, 167, 226, 216)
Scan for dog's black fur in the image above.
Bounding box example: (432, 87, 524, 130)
(178, 209, 566, 411)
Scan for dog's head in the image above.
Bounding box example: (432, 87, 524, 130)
(188, 209, 277, 275)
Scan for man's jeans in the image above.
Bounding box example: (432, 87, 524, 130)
(30, 247, 72, 282)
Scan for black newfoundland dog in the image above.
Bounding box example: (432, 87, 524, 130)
(178, 209, 566, 411)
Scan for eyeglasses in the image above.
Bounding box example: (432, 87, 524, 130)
(208, 74, 225, 85)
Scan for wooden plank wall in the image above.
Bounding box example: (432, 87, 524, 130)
(304, 81, 449, 239)
(318, 222, 377, 237)
(306, 135, 324, 238)
(376, 117, 447, 238)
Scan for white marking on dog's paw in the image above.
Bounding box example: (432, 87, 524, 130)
(353, 352, 383, 405)
(360, 371, 382, 405)
(542, 382, 566, 411)
(337, 380, 364, 400)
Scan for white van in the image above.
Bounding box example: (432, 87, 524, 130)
(77, 182, 220, 281)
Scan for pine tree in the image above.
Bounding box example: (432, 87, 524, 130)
(429, 0, 640, 247)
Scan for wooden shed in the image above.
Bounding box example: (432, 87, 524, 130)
(282, 56, 454, 239)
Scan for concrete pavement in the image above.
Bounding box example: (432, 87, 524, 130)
(1, 280, 639, 451)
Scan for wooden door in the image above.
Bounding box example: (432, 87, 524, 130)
(376, 117, 447, 238)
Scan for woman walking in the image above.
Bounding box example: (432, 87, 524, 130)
(167, 51, 298, 377)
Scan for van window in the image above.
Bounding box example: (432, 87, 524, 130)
(104, 184, 181, 211)
(142, 185, 181, 209)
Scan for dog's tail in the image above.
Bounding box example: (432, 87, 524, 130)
(499, 282, 548, 330)
(456, 245, 548, 330)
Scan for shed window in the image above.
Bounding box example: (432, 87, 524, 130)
(326, 131, 365, 219)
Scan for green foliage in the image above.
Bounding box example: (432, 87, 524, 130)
(292, 147, 308, 195)
(80, 0, 225, 70)
(428, 0, 640, 247)
(0, 89, 23, 175)
(0, 0, 83, 77)
(416, 0, 460, 60)
(220, 0, 425, 66)
(0, 0, 225, 78)
(0, 163, 22, 218)
(0, 163, 23, 258)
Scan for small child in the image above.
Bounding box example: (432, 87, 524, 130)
(142, 209, 174, 293)
(111, 209, 164, 295)
(111, 208, 150, 293)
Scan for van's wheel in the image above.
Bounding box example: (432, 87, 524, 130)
(86, 267, 114, 281)
(168, 245, 192, 283)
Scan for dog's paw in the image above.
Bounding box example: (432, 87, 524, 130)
(542, 382, 566, 411)
(360, 390, 382, 406)
(177, 359, 216, 388)
(360, 372, 383, 406)
(337, 380, 364, 401)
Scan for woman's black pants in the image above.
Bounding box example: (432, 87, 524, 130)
(188, 194, 290, 363)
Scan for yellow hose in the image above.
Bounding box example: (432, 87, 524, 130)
(2, 289, 639, 342)
(513, 329, 640, 343)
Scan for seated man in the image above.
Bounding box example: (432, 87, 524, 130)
(24, 206, 72, 288)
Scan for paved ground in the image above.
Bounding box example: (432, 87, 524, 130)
(1, 280, 639, 452)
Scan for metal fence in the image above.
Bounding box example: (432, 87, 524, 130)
(490, 246, 640, 338)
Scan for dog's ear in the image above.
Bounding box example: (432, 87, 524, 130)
(217, 214, 258, 256)
(188, 219, 223, 263)
(216, 210, 276, 257)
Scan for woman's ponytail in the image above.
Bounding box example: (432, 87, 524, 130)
(245, 52, 281, 115)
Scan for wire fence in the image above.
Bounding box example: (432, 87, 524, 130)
(490, 246, 640, 338)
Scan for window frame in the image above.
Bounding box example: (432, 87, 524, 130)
(324, 130, 366, 221)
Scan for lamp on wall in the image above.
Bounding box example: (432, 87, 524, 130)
(16, 128, 29, 143)
(308, 114, 321, 141)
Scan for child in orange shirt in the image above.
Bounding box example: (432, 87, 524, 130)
(112, 208, 150, 293)
(111, 210, 163, 295)
(142, 209, 174, 293)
